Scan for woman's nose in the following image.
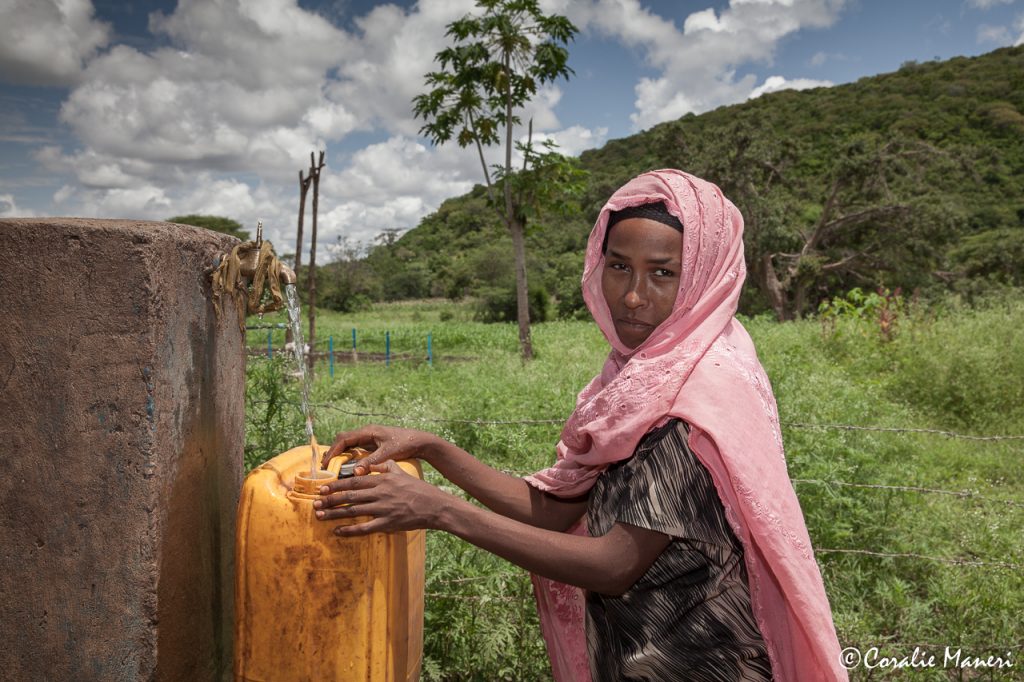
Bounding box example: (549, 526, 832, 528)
(624, 278, 646, 308)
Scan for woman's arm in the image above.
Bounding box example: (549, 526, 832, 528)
(316, 461, 670, 596)
(323, 425, 586, 532)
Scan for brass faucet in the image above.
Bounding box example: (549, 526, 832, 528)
(236, 221, 297, 285)
(210, 220, 295, 330)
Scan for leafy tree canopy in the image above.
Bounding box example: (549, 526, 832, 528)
(411, 0, 580, 355)
(168, 214, 250, 240)
(326, 46, 1024, 320)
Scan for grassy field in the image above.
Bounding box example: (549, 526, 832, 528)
(245, 296, 1024, 681)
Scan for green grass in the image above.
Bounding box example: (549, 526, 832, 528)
(246, 298, 1024, 681)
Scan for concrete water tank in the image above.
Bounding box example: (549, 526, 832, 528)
(0, 218, 245, 680)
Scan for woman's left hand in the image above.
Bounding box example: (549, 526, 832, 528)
(313, 461, 448, 536)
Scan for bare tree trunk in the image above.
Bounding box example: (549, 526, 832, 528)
(503, 53, 533, 361)
(509, 215, 533, 359)
(295, 170, 311, 271)
(466, 110, 493, 197)
(759, 253, 790, 321)
(792, 281, 808, 320)
(306, 151, 325, 374)
(289, 169, 312, 345)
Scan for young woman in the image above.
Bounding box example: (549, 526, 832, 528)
(317, 170, 847, 681)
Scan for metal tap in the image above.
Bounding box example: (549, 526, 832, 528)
(235, 221, 297, 285)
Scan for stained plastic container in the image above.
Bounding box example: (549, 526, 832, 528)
(233, 445, 425, 681)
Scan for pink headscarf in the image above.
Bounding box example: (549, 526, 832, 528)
(525, 170, 847, 681)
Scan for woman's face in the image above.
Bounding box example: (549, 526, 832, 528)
(601, 217, 683, 350)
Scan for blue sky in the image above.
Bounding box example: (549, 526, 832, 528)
(1, 0, 1021, 256)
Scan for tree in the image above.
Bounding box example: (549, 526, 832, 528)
(305, 151, 325, 373)
(320, 236, 380, 312)
(655, 117, 959, 320)
(364, 229, 433, 301)
(168, 214, 249, 240)
(413, 0, 577, 360)
(294, 160, 314, 272)
(756, 136, 956, 319)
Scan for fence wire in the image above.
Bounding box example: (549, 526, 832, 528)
(305, 401, 1024, 441)
(791, 478, 1024, 509)
(813, 548, 1022, 570)
(248, 398, 1022, 571)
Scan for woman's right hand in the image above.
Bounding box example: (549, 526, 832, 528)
(321, 424, 447, 474)
(315, 461, 451, 534)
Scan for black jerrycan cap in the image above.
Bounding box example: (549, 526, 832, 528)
(338, 461, 359, 479)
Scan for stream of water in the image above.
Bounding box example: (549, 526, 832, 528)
(284, 283, 319, 477)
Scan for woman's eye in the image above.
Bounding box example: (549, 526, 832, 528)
(655, 268, 676, 277)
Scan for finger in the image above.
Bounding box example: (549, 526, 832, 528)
(317, 487, 379, 511)
(317, 475, 377, 497)
(315, 503, 373, 521)
(314, 482, 384, 517)
(317, 474, 383, 500)
(362, 456, 405, 473)
(334, 516, 391, 537)
(323, 425, 382, 465)
(349, 449, 400, 475)
(322, 429, 370, 466)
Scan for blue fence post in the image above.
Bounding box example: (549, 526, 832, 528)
(329, 335, 334, 378)
(427, 332, 432, 367)
(385, 331, 391, 367)
(267, 330, 272, 358)
(352, 327, 357, 362)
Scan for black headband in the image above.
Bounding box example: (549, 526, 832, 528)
(602, 201, 684, 253)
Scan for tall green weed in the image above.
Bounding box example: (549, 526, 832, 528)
(244, 299, 1023, 680)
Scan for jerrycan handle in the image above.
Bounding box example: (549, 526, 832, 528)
(325, 446, 370, 480)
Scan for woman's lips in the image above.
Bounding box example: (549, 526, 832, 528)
(616, 318, 652, 331)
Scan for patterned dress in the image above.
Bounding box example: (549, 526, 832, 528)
(586, 419, 773, 681)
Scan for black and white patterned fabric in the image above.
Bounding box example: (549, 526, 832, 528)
(585, 419, 773, 681)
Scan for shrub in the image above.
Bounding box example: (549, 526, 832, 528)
(244, 356, 306, 470)
(474, 285, 550, 323)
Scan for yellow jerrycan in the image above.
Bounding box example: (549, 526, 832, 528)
(233, 445, 425, 681)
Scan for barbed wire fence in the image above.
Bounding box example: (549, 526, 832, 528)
(249, 397, 1024, 569)
(246, 362, 1024, 653)
(301, 401, 1024, 439)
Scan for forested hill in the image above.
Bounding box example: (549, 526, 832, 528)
(323, 45, 1024, 320)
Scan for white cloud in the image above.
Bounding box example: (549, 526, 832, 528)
(57, 2, 355, 179)
(683, 8, 728, 33)
(977, 14, 1024, 44)
(39, 2, 476, 230)
(0, 0, 111, 86)
(809, 50, 848, 67)
(532, 125, 610, 157)
(35, 145, 162, 189)
(748, 75, 832, 98)
(524, 85, 566, 132)
(0, 193, 36, 217)
(47, 172, 291, 242)
(38, 132, 481, 257)
(977, 23, 1011, 42)
(325, 0, 478, 136)
(317, 135, 478, 247)
(13, 0, 843, 259)
(148, 0, 353, 88)
(56, 184, 173, 218)
(565, 0, 844, 129)
(38, 0, 599, 259)
(966, 0, 1014, 9)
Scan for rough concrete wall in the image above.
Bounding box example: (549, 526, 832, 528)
(0, 219, 245, 681)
